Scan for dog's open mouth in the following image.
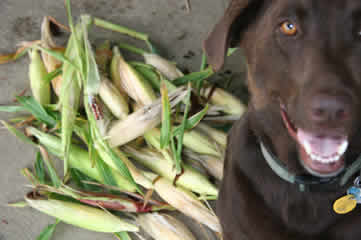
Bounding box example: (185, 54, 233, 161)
(280, 105, 347, 177)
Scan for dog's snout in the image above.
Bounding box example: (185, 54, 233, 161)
(308, 94, 351, 123)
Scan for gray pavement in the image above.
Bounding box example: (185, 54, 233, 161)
(0, 0, 246, 239)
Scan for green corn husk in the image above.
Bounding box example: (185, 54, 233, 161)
(137, 213, 196, 240)
(107, 87, 187, 147)
(143, 53, 184, 81)
(184, 149, 223, 181)
(196, 123, 227, 148)
(29, 49, 51, 106)
(123, 146, 218, 196)
(201, 85, 246, 116)
(111, 46, 157, 106)
(99, 76, 129, 119)
(25, 193, 138, 233)
(27, 127, 138, 192)
(183, 129, 222, 157)
(144, 173, 221, 233)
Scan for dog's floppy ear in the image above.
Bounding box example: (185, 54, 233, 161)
(204, 0, 262, 72)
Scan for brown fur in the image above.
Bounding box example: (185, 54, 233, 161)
(205, 1, 361, 239)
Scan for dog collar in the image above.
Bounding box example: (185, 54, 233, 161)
(259, 141, 361, 192)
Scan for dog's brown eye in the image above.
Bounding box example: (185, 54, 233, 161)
(280, 21, 298, 36)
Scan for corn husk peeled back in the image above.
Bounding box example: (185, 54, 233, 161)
(40, 16, 63, 96)
(25, 192, 139, 233)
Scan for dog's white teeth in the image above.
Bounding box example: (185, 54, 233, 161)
(309, 153, 341, 164)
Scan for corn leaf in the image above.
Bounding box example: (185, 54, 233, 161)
(172, 104, 209, 136)
(0, 105, 26, 113)
(160, 83, 172, 149)
(16, 96, 57, 126)
(36, 219, 60, 240)
(93, 17, 148, 41)
(173, 86, 192, 173)
(39, 146, 61, 188)
(0, 44, 32, 64)
(34, 151, 46, 184)
(114, 232, 132, 240)
(118, 42, 148, 56)
(7, 201, 28, 208)
(69, 168, 101, 191)
(34, 46, 79, 71)
(94, 152, 118, 187)
(1, 120, 37, 147)
(44, 68, 62, 83)
(173, 67, 213, 86)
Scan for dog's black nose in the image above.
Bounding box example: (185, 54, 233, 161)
(309, 94, 351, 123)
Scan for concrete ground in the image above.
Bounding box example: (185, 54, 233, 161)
(0, 0, 246, 239)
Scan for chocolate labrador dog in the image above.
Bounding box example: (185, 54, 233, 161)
(204, 1, 361, 239)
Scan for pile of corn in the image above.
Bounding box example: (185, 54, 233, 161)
(1, 1, 246, 239)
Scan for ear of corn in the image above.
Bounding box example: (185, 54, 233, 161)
(196, 123, 227, 149)
(201, 85, 246, 116)
(107, 87, 187, 147)
(27, 127, 138, 192)
(29, 49, 51, 105)
(137, 213, 196, 240)
(144, 128, 174, 164)
(123, 146, 218, 196)
(25, 193, 139, 233)
(112, 47, 157, 106)
(99, 76, 129, 119)
(183, 130, 222, 157)
(143, 173, 221, 233)
(143, 53, 184, 81)
(184, 149, 223, 180)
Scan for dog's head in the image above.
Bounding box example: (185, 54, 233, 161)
(205, 0, 361, 178)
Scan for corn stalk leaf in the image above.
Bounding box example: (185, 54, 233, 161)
(16, 96, 57, 126)
(34, 46, 79, 71)
(93, 17, 148, 41)
(1, 120, 37, 147)
(36, 219, 60, 240)
(39, 146, 61, 188)
(160, 83, 172, 149)
(173, 67, 213, 86)
(175, 86, 192, 172)
(69, 168, 101, 192)
(94, 152, 118, 187)
(34, 151, 46, 184)
(44, 68, 62, 83)
(172, 104, 209, 136)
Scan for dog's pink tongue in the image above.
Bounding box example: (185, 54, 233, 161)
(297, 129, 348, 158)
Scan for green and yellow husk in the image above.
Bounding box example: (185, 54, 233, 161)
(99, 76, 129, 119)
(112, 46, 157, 106)
(25, 193, 138, 233)
(143, 53, 184, 81)
(144, 173, 221, 233)
(27, 127, 137, 192)
(29, 49, 51, 106)
(123, 146, 218, 196)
